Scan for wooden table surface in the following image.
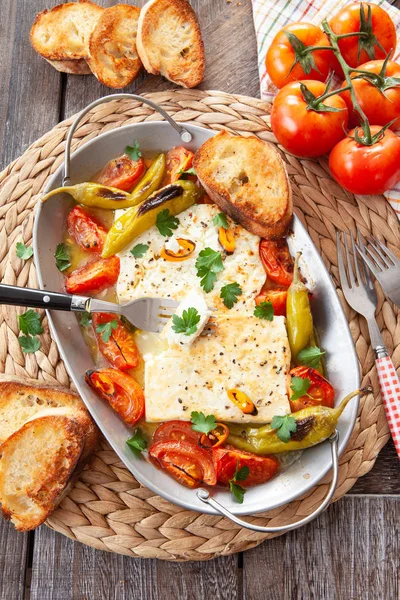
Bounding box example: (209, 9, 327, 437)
(0, 1, 399, 598)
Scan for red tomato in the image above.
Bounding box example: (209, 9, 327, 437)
(330, 3, 396, 73)
(259, 239, 294, 287)
(65, 256, 120, 294)
(67, 206, 107, 253)
(255, 283, 288, 317)
(149, 440, 216, 488)
(271, 80, 348, 158)
(340, 60, 400, 130)
(152, 421, 204, 445)
(91, 313, 140, 371)
(163, 147, 194, 185)
(212, 447, 279, 487)
(329, 125, 400, 195)
(85, 368, 144, 426)
(266, 22, 332, 89)
(97, 154, 145, 191)
(289, 366, 335, 412)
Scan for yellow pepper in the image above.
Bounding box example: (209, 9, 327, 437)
(286, 252, 313, 361)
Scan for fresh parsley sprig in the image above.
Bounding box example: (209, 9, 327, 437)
(18, 309, 43, 354)
(95, 319, 118, 343)
(172, 307, 201, 337)
(125, 140, 142, 161)
(213, 212, 229, 229)
(195, 248, 224, 293)
(297, 346, 326, 369)
(19, 336, 41, 354)
(271, 414, 297, 443)
(178, 167, 196, 176)
(79, 312, 92, 328)
(290, 376, 311, 401)
(126, 429, 147, 457)
(16, 242, 33, 260)
(156, 209, 179, 237)
(54, 243, 71, 272)
(220, 282, 242, 309)
(130, 243, 149, 259)
(191, 411, 217, 435)
(253, 301, 274, 321)
(229, 463, 249, 504)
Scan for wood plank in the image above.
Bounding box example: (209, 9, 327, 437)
(62, 0, 260, 118)
(30, 525, 240, 600)
(0, 0, 62, 169)
(351, 439, 400, 494)
(243, 496, 399, 600)
(0, 520, 29, 600)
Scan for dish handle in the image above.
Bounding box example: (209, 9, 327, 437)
(62, 94, 193, 186)
(197, 430, 339, 533)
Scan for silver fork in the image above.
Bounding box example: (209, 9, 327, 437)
(354, 234, 400, 308)
(0, 284, 179, 333)
(337, 231, 400, 460)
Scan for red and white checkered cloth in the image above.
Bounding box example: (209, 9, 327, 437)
(251, 0, 400, 218)
(376, 356, 400, 457)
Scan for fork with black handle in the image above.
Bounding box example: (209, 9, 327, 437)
(337, 230, 400, 460)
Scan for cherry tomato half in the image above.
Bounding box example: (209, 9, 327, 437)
(85, 368, 145, 426)
(255, 282, 288, 317)
(330, 3, 396, 74)
(97, 154, 146, 191)
(163, 147, 194, 185)
(149, 440, 216, 488)
(340, 60, 400, 130)
(65, 256, 120, 294)
(259, 239, 294, 287)
(152, 421, 204, 445)
(289, 366, 335, 412)
(271, 80, 348, 158)
(329, 126, 400, 195)
(212, 447, 279, 487)
(266, 22, 332, 89)
(92, 313, 140, 371)
(67, 206, 107, 253)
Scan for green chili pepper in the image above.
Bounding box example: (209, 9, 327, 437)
(101, 180, 201, 258)
(41, 154, 166, 210)
(227, 387, 369, 455)
(286, 252, 313, 362)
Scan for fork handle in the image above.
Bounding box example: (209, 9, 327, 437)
(376, 354, 400, 460)
(0, 284, 88, 312)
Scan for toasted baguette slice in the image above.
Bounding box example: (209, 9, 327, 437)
(193, 131, 293, 239)
(0, 376, 98, 460)
(30, 1, 104, 75)
(0, 413, 88, 531)
(88, 5, 142, 89)
(136, 0, 205, 88)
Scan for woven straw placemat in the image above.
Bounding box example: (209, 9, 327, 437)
(0, 90, 398, 561)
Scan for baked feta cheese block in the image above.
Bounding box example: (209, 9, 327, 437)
(144, 314, 291, 423)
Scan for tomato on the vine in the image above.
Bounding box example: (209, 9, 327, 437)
(271, 80, 348, 158)
(329, 125, 400, 195)
(266, 22, 332, 89)
(340, 60, 400, 130)
(329, 3, 396, 74)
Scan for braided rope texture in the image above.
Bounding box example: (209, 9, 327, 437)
(0, 90, 398, 561)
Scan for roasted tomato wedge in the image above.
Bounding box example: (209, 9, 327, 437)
(213, 447, 279, 487)
(163, 147, 194, 185)
(259, 239, 294, 287)
(92, 313, 140, 371)
(67, 206, 107, 253)
(255, 282, 288, 317)
(149, 440, 216, 488)
(152, 421, 205, 445)
(96, 154, 146, 191)
(85, 368, 145, 426)
(65, 256, 120, 294)
(289, 366, 335, 412)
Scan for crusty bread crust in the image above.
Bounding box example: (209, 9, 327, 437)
(137, 0, 205, 88)
(88, 5, 142, 89)
(44, 57, 92, 75)
(30, 1, 103, 63)
(193, 131, 293, 239)
(0, 414, 87, 531)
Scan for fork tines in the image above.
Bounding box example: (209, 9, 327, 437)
(336, 229, 374, 290)
(355, 233, 400, 275)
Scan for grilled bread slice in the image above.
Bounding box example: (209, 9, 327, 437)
(30, 1, 104, 75)
(0, 412, 89, 531)
(136, 0, 205, 88)
(0, 376, 98, 459)
(193, 131, 293, 239)
(88, 4, 142, 89)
